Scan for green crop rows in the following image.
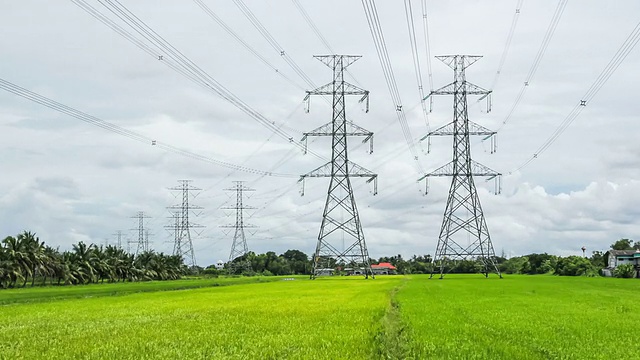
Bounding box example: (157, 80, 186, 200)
(1, 275, 639, 359)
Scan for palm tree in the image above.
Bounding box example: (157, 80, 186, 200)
(1, 232, 188, 290)
(71, 242, 96, 284)
(2, 235, 29, 287)
(41, 246, 60, 286)
(17, 232, 46, 287)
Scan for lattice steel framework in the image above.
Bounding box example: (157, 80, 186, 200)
(300, 55, 377, 279)
(166, 180, 203, 268)
(221, 181, 256, 274)
(421, 55, 502, 279)
(129, 211, 150, 255)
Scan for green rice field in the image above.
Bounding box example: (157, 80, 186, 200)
(1, 275, 639, 359)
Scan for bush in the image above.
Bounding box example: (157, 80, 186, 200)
(554, 256, 595, 276)
(614, 264, 636, 278)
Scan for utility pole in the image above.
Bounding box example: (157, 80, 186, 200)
(300, 54, 377, 279)
(130, 211, 150, 256)
(221, 181, 256, 274)
(166, 180, 203, 268)
(420, 55, 501, 279)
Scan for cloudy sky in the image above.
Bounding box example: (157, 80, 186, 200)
(1, 0, 639, 266)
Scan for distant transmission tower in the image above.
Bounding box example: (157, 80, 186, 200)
(166, 180, 203, 268)
(421, 55, 502, 279)
(300, 55, 377, 279)
(113, 230, 123, 249)
(130, 211, 150, 255)
(221, 181, 256, 274)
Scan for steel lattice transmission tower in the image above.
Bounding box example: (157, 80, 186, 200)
(129, 211, 150, 255)
(300, 55, 377, 279)
(221, 181, 256, 274)
(112, 230, 123, 250)
(420, 55, 502, 279)
(166, 180, 203, 268)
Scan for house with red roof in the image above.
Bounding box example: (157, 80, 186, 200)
(371, 262, 397, 275)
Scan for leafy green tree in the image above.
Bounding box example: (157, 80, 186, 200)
(611, 239, 634, 250)
(589, 251, 606, 268)
(499, 256, 528, 274)
(554, 256, 596, 276)
(521, 253, 556, 274)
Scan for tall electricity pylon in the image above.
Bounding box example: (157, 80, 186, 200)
(221, 181, 256, 274)
(300, 54, 377, 279)
(130, 211, 150, 255)
(420, 55, 501, 279)
(166, 180, 203, 268)
(112, 230, 123, 250)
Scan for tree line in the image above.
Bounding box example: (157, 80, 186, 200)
(3, 231, 634, 288)
(0, 231, 187, 289)
(499, 238, 638, 278)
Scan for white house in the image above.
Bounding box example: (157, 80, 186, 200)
(602, 250, 640, 277)
(215, 260, 225, 270)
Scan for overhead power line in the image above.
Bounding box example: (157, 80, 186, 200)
(403, 0, 430, 130)
(0, 77, 295, 178)
(191, 0, 305, 91)
(71, 0, 322, 161)
(232, 0, 316, 88)
(490, 0, 525, 91)
(361, 0, 425, 175)
(291, 0, 334, 53)
(499, 0, 568, 130)
(513, 20, 640, 172)
(420, 0, 434, 93)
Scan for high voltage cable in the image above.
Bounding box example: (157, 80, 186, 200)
(513, 21, 640, 172)
(231, 0, 316, 89)
(72, 0, 323, 161)
(290, 0, 362, 87)
(420, 0, 434, 93)
(490, 0, 525, 91)
(0, 78, 295, 178)
(403, 0, 430, 131)
(361, 0, 425, 175)
(291, 0, 334, 53)
(191, 0, 305, 91)
(499, 0, 568, 131)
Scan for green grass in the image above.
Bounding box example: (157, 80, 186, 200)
(397, 274, 640, 359)
(1, 275, 639, 359)
(0, 276, 401, 359)
(0, 276, 290, 305)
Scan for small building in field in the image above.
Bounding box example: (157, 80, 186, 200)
(315, 268, 335, 276)
(602, 250, 640, 277)
(371, 262, 397, 275)
(215, 260, 225, 270)
(344, 267, 366, 276)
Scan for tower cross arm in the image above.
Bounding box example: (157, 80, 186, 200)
(314, 54, 362, 68)
(305, 81, 368, 97)
(302, 121, 373, 139)
(424, 81, 491, 100)
(419, 160, 501, 179)
(420, 120, 496, 140)
(435, 55, 483, 69)
(299, 161, 377, 179)
(304, 81, 370, 113)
